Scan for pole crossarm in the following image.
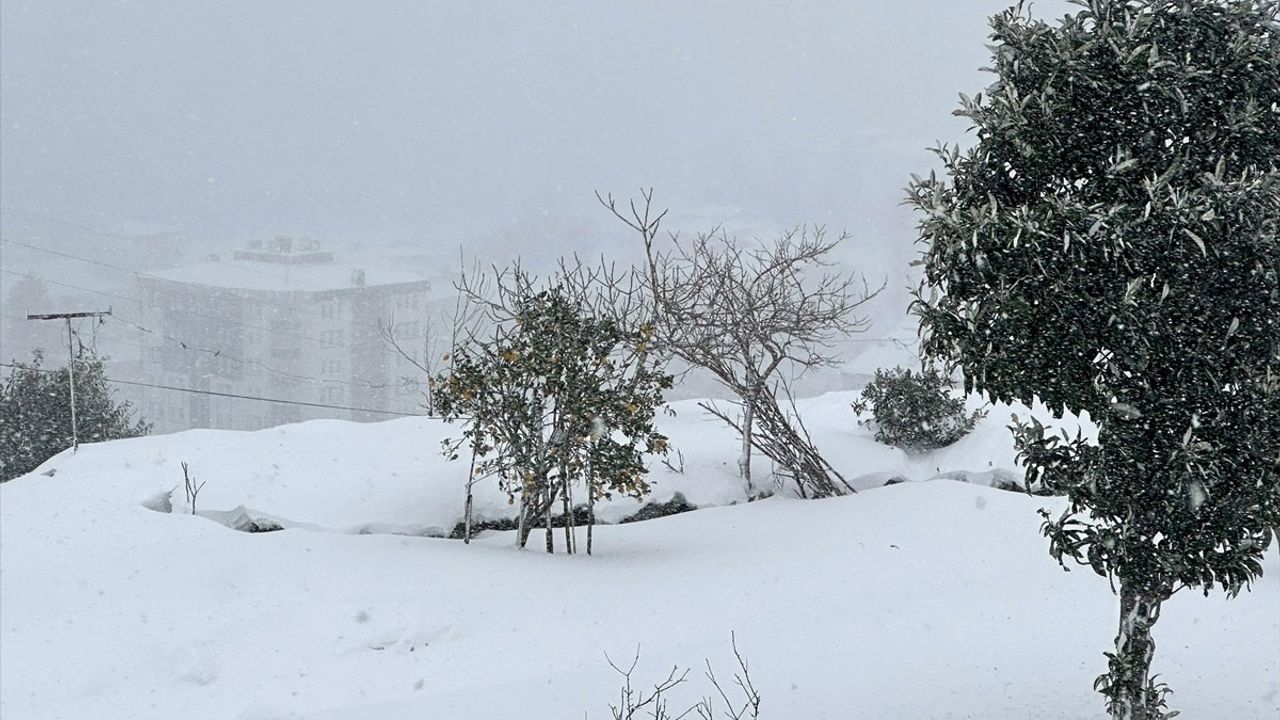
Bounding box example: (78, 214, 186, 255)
(26, 309, 112, 321)
(25, 308, 112, 452)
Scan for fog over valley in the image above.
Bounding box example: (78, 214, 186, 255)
(2, 0, 1069, 426)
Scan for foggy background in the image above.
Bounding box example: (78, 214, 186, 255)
(0, 0, 1070, 429)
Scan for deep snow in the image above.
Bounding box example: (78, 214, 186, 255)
(1, 392, 1276, 719)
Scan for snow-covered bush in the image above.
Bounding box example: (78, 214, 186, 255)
(851, 366, 986, 451)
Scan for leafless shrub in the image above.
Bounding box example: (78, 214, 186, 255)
(605, 649, 693, 720)
(597, 634, 762, 720)
(599, 189, 881, 497)
(181, 461, 206, 515)
(661, 447, 686, 475)
(695, 633, 762, 720)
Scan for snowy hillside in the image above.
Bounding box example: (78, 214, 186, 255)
(1, 393, 1276, 719)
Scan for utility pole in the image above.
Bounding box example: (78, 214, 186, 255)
(26, 309, 112, 451)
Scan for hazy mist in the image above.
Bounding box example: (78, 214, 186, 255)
(2, 0, 1071, 421)
(3, 1, 1068, 251)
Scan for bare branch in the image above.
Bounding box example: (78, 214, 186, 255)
(603, 190, 879, 497)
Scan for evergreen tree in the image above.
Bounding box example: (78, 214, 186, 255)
(907, 1, 1279, 717)
(1, 350, 151, 481)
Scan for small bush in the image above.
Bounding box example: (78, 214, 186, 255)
(851, 365, 986, 451)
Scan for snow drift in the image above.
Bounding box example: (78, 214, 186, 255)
(1, 392, 1275, 719)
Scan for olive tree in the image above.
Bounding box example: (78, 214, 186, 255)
(908, 1, 1279, 718)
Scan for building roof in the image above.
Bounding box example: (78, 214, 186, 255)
(144, 258, 429, 293)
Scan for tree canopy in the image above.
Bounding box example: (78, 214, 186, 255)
(907, 1, 1279, 717)
(435, 285, 671, 552)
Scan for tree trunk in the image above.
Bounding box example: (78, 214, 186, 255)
(738, 399, 755, 495)
(544, 482, 554, 553)
(702, 393, 853, 499)
(561, 472, 573, 554)
(463, 445, 477, 544)
(516, 484, 530, 549)
(1106, 581, 1168, 720)
(586, 446, 595, 556)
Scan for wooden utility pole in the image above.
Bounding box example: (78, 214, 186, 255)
(26, 309, 112, 451)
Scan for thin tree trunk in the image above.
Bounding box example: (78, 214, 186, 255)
(516, 481, 528, 549)
(463, 444, 477, 544)
(544, 482, 554, 553)
(738, 398, 755, 496)
(1107, 581, 1167, 720)
(586, 445, 595, 556)
(565, 468, 576, 550)
(565, 471, 577, 554)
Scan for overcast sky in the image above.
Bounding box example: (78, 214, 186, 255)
(1, 0, 1069, 263)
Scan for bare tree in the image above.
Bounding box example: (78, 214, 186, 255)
(455, 253, 652, 336)
(599, 189, 882, 498)
(379, 285, 481, 416)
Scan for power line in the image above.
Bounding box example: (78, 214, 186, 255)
(0, 362, 424, 417)
(2, 236, 199, 285)
(0, 266, 369, 353)
(0, 205, 173, 243)
(0, 206, 334, 291)
(108, 314, 414, 390)
(0, 267, 141, 306)
(5, 290, 423, 395)
(0, 236, 414, 341)
(2, 264, 904, 347)
(0, 237, 340, 321)
(6, 309, 422, 403)
(0, 260, 431, 363)
(1, 273, 416, 391)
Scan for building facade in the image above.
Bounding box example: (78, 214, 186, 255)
(130, 238, 432, 432)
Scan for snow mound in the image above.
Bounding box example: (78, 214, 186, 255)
(14, 392, 1089, 536)
(2, 393, 1274, 720)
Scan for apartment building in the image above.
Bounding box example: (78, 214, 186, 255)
(130, 237, 432, 432)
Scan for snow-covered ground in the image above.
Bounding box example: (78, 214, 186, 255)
(2, 392, 1277, 719)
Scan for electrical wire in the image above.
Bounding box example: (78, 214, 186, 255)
(0, 236, 433, 349)
(0, 238, 353, 330)
(0, 361, 423, 417)
(107, 314, 412, 390)
(0, 266, 404, 357)
(0, 206, 336, 291)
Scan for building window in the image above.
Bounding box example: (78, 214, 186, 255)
(320, 330, 344, 349)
